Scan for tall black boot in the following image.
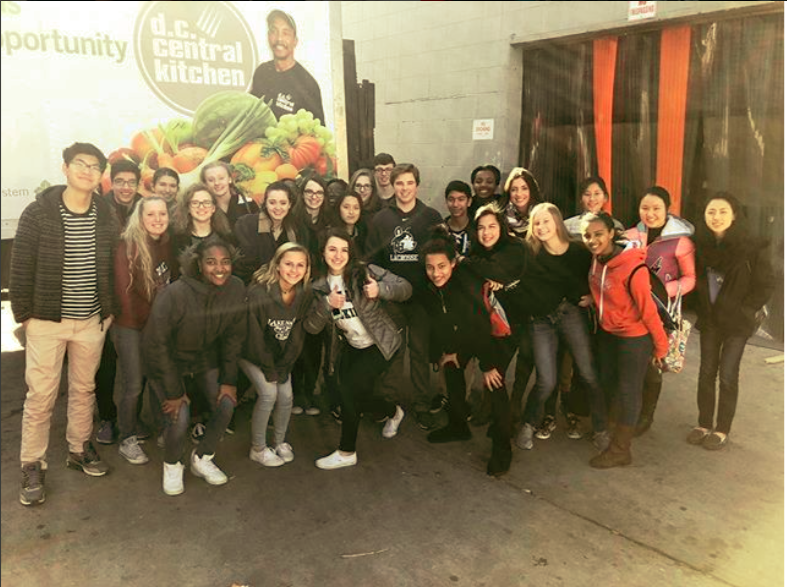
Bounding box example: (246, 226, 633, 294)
(635, 365, 662, 437)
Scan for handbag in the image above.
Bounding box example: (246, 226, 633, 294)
(482, 282, 512, 338)
(662, 286, 692, 373)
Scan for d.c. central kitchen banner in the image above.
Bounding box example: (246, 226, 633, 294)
(1, 0, 344, 237)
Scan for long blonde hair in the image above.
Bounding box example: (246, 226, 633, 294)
(525, 202, 571, 255)
(252, 242, 311, 290)
(120, 196, 169, 301)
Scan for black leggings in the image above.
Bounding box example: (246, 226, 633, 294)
(336, 344, 396, 453)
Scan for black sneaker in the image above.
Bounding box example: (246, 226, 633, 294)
(428, 394, 449, 414)
(66, 441, 109, 477)
(330, 406, 342, 424)
(190, 423, 206, 445)
(427, 425, 472, 444)
(20, 462, 46, 506)
(534, 416, 557, 440)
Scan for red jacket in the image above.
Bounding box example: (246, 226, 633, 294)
(588, 246, 669, 358)
(114, 235, 175, 330)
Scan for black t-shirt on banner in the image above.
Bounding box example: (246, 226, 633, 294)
(250, 61, 325, 124)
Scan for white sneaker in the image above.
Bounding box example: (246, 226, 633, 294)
(190, 450, 228, 485)
(315, 450, 357, 470)
(382, 405, 405, 439)
(291, 406, 304, 415)
(516, 423, 535, 450)
(275, 443, 295, 463)
(305, 406, 321, 416)
(249, 446, 284, 467)
(163, 462, 184, 496)
(119, 436, 149, 465)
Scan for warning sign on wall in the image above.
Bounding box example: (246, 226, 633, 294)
(628, 1, 657, 21)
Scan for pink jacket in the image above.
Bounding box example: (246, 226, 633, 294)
(624, 215, 696, 299)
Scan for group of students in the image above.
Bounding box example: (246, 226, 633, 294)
(11, 142, 774, 505)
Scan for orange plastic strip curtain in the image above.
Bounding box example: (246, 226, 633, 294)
(593, 37, 618, 213)
(656, 26, 691, 214)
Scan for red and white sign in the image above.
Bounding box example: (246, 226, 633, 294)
(472, 119, 494, 141)
(628, 1, 657, 21)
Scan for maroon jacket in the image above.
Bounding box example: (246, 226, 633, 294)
(114, 234, 175, 330)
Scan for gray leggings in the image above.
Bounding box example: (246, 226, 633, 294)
(238, 359, 293, 449)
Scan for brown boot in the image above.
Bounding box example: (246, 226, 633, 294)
(590, 425, 634, 469)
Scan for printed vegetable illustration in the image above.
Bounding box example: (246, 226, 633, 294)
(192, 91, 277, 152)
(230, 140, 286, 203)
(102, 96, 336, 200)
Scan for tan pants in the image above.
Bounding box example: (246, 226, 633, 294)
(20, 316, 109, 465)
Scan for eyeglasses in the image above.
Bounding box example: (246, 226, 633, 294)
(190, 200, 215, 209)
(374, 167, 393, 174)
(113, 179, 138, 188)
(304, 189, 324, 197)
(71, 160, 102, 174)
(355, 184, 372, 191)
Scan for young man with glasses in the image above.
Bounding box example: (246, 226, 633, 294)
(93, 158, 144, 447)
(11, 142, 119, 506)
(373, 153, 396, 203)
(106, 159, 142, 229)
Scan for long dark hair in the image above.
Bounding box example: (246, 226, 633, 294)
(472, 203, 512, 253)
(295, 171, 329, 228)
(317, 228, 368, 291)
(694, 191, 749, 271)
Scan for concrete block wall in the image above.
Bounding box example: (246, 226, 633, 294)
(340, 0, 777, 211)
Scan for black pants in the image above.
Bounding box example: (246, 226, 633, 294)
(376, 301, 431, 409)
(446, 339, 516, 443)
(337, 344, 396, 453)
(292, 331, 323, 408)
(94, 334, 117, 422)
(697, 325, 748, 434)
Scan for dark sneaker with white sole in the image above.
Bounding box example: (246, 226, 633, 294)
(20, 462, 46, 506)
(66, 441, 109, 477)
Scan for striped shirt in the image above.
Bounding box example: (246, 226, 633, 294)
(60, 201, 100, 319)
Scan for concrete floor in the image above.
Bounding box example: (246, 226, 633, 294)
(0, 303, 783, 587)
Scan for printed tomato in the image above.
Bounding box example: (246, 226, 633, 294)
(107, 147, 140, 167)
(288, 135, 321, 171)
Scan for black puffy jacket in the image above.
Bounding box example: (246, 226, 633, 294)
(142, 275, 246, 399)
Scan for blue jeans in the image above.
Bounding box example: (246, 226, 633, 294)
(112, 326, 144, 441)
(524, 301, 604, 431)
(595, 330, 653, 427)
(150, 368, 234, 464)
(697, 325, 748, 434)
(239, 359, 293, 449)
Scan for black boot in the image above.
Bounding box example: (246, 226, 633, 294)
(487, 439, 512, 477)
(635, 365, 662, 437)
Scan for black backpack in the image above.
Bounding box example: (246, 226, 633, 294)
(627, 264, 678, 331)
